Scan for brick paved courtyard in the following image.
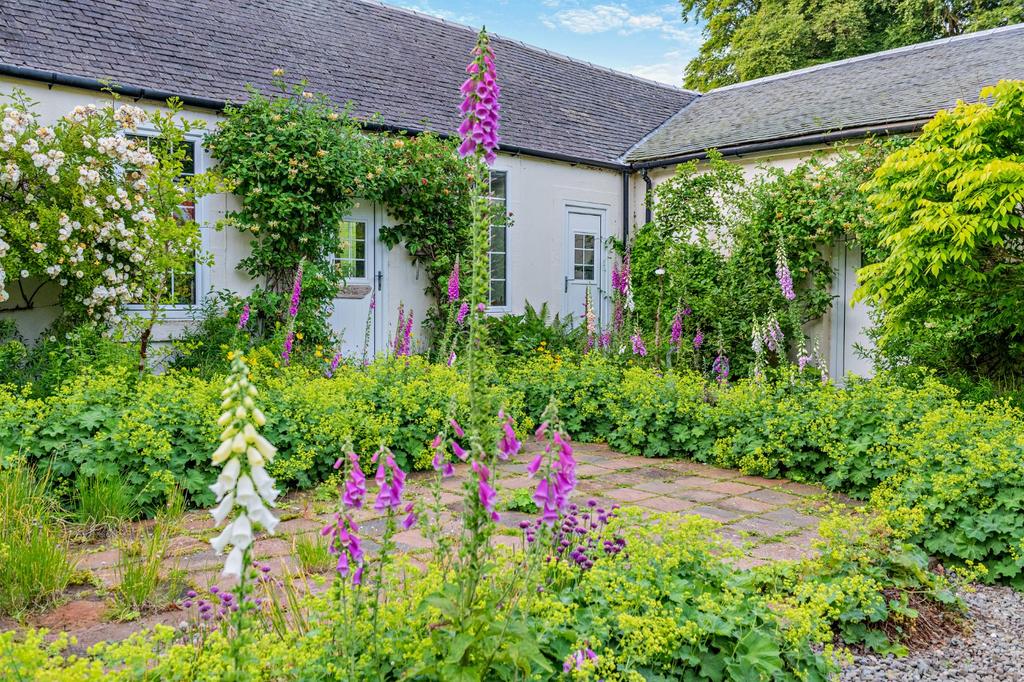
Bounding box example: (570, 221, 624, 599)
(30, 442, 845, 646)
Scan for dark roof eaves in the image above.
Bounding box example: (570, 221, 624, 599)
(628, 118, 931, 168)
(0, 62, 629, 171)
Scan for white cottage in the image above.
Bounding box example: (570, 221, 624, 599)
(1, 0, 1021, 376)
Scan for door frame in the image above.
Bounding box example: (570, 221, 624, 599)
(562, 201, 609, 323)
(330, 200, 387, 357)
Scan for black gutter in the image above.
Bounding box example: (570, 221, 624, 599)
(628, 120, 929, 170)
(0, 64, 227, 111)
(0, 63, 631, 171)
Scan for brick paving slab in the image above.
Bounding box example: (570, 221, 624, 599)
(682, 464, 736, 479)
(636, 496, 697, 513)
(717, 496, 777, 514)
(688, 506, 743, 523)
(606, 487, 656, 503)
(673, 489, 729, 504)
(730, 516, 792, 538)
(634, 480, 685, 495)
(762, 508, 820, 528)
(674, 475, 720, 489)
(596, 458, 644, 470)
(743, 489, 802, 506)
(776, 481, 826, 496)
(575, 463, 613, 477)
(706, 481, 760, 496)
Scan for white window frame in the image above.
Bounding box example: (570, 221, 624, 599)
(328, 218, 372, 284)
(486, 169, 511, 313)
(123, 127, 208, 320)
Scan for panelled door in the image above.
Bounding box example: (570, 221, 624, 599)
(563, 204, 605, 325)
(326, 202, 383, 358)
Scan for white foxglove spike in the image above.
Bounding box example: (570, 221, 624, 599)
(211, 491, 235, 525)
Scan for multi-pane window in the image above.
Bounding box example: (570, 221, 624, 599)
(573, 233, 596, 281)
(488, 171, 508, 308)
(128, 135, 198, 306)
(332, 220, 367, 280)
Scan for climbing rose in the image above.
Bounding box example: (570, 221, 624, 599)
(457, 29, 501, 164)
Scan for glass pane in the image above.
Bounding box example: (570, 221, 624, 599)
(180, 141, 195, 175)
(489, 171, 507, 201)
(172, 266, 196, 305)
(584, 265, 594, 280)
(489, 224, 506, 253)
(490, 253, 506, 280)
(354, 259, 366, 278)
(489, 279, 506, 307)
(574, 265, 585, 280)
(583, 249, 594, 266)
(575, 234, 586, 249)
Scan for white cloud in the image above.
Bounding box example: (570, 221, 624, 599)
(397, 1, 478, 25)
(544, 4, 673, 35)
(625, 50, 691, 87)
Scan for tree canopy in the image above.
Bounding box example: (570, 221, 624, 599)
(679, 0, 1024, 90)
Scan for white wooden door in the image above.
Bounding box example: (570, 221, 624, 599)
(326, 202, 383, 358)
(563, 205, 604, 325)
(830, 243, 874, 380)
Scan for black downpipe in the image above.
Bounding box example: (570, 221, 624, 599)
(621, 170, 630, 244)
(642, 169, 653, 225)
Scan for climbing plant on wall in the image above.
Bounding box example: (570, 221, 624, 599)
(631, 142, 896, 377)
(205, 75, 474, 346)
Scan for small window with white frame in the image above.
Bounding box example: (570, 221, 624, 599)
(331, 219, 368, 281)
(487, 170, 508, 308)
(125, 133, 201, 309)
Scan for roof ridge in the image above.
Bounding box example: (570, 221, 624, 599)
(350, 0, 697, 95)
(709, 22, 1024, 94)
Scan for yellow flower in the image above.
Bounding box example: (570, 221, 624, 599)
(296, 332, 304, 341)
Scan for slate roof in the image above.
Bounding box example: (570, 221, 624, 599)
(626, 24, 1024, 164)
(0, 0, 695, 166)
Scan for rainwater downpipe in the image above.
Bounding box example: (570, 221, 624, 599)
(642, 169, 653, 225)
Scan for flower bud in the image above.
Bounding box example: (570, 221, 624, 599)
(252, 407, 266, 427)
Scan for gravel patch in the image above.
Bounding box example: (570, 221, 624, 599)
(841, 584, 1024, 681)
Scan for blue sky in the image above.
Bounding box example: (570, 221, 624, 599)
(395, 1, 706, 88)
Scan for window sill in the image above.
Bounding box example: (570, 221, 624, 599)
(124, 305, 200, 322)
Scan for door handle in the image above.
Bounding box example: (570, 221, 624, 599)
(376, 270, 383, 291)
(564, 275, 569, 293)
